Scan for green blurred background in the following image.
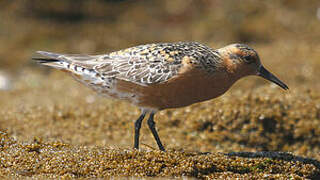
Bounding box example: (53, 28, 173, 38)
(0, 0, 320, 159)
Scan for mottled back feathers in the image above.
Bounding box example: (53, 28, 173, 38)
(34, 42, 221, 86)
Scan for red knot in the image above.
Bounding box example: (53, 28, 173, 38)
(33, 42, 288, 151)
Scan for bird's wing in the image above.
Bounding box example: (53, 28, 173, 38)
(33, 51, 104, 69)
(34, 51, 184, 86)
(93, 55, 183, 86)
(34, 51, 103, 62)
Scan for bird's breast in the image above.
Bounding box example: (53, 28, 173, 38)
(114, 68, 236, 110)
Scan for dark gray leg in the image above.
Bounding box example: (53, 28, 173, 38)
(134, 111, 146, 149)
(147, 112, 165, 151)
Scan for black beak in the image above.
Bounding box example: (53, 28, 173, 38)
(257, 66, 289, 90)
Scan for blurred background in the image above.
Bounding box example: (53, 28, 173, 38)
(0, 0, 320, 159)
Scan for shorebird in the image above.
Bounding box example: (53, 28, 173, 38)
(33, 42, 288, 151)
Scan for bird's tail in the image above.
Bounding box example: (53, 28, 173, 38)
(32, 51, 71, 70)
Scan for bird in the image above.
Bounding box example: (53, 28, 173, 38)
(33, 42, 288, 151)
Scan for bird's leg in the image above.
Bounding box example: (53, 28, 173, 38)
(134, 111, 147, 150)
(147, 112, 165, 151)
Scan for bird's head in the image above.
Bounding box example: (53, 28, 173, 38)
(217, 43, 288, 90)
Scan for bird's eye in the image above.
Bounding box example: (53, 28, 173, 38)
(243, 55, 254, 64)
